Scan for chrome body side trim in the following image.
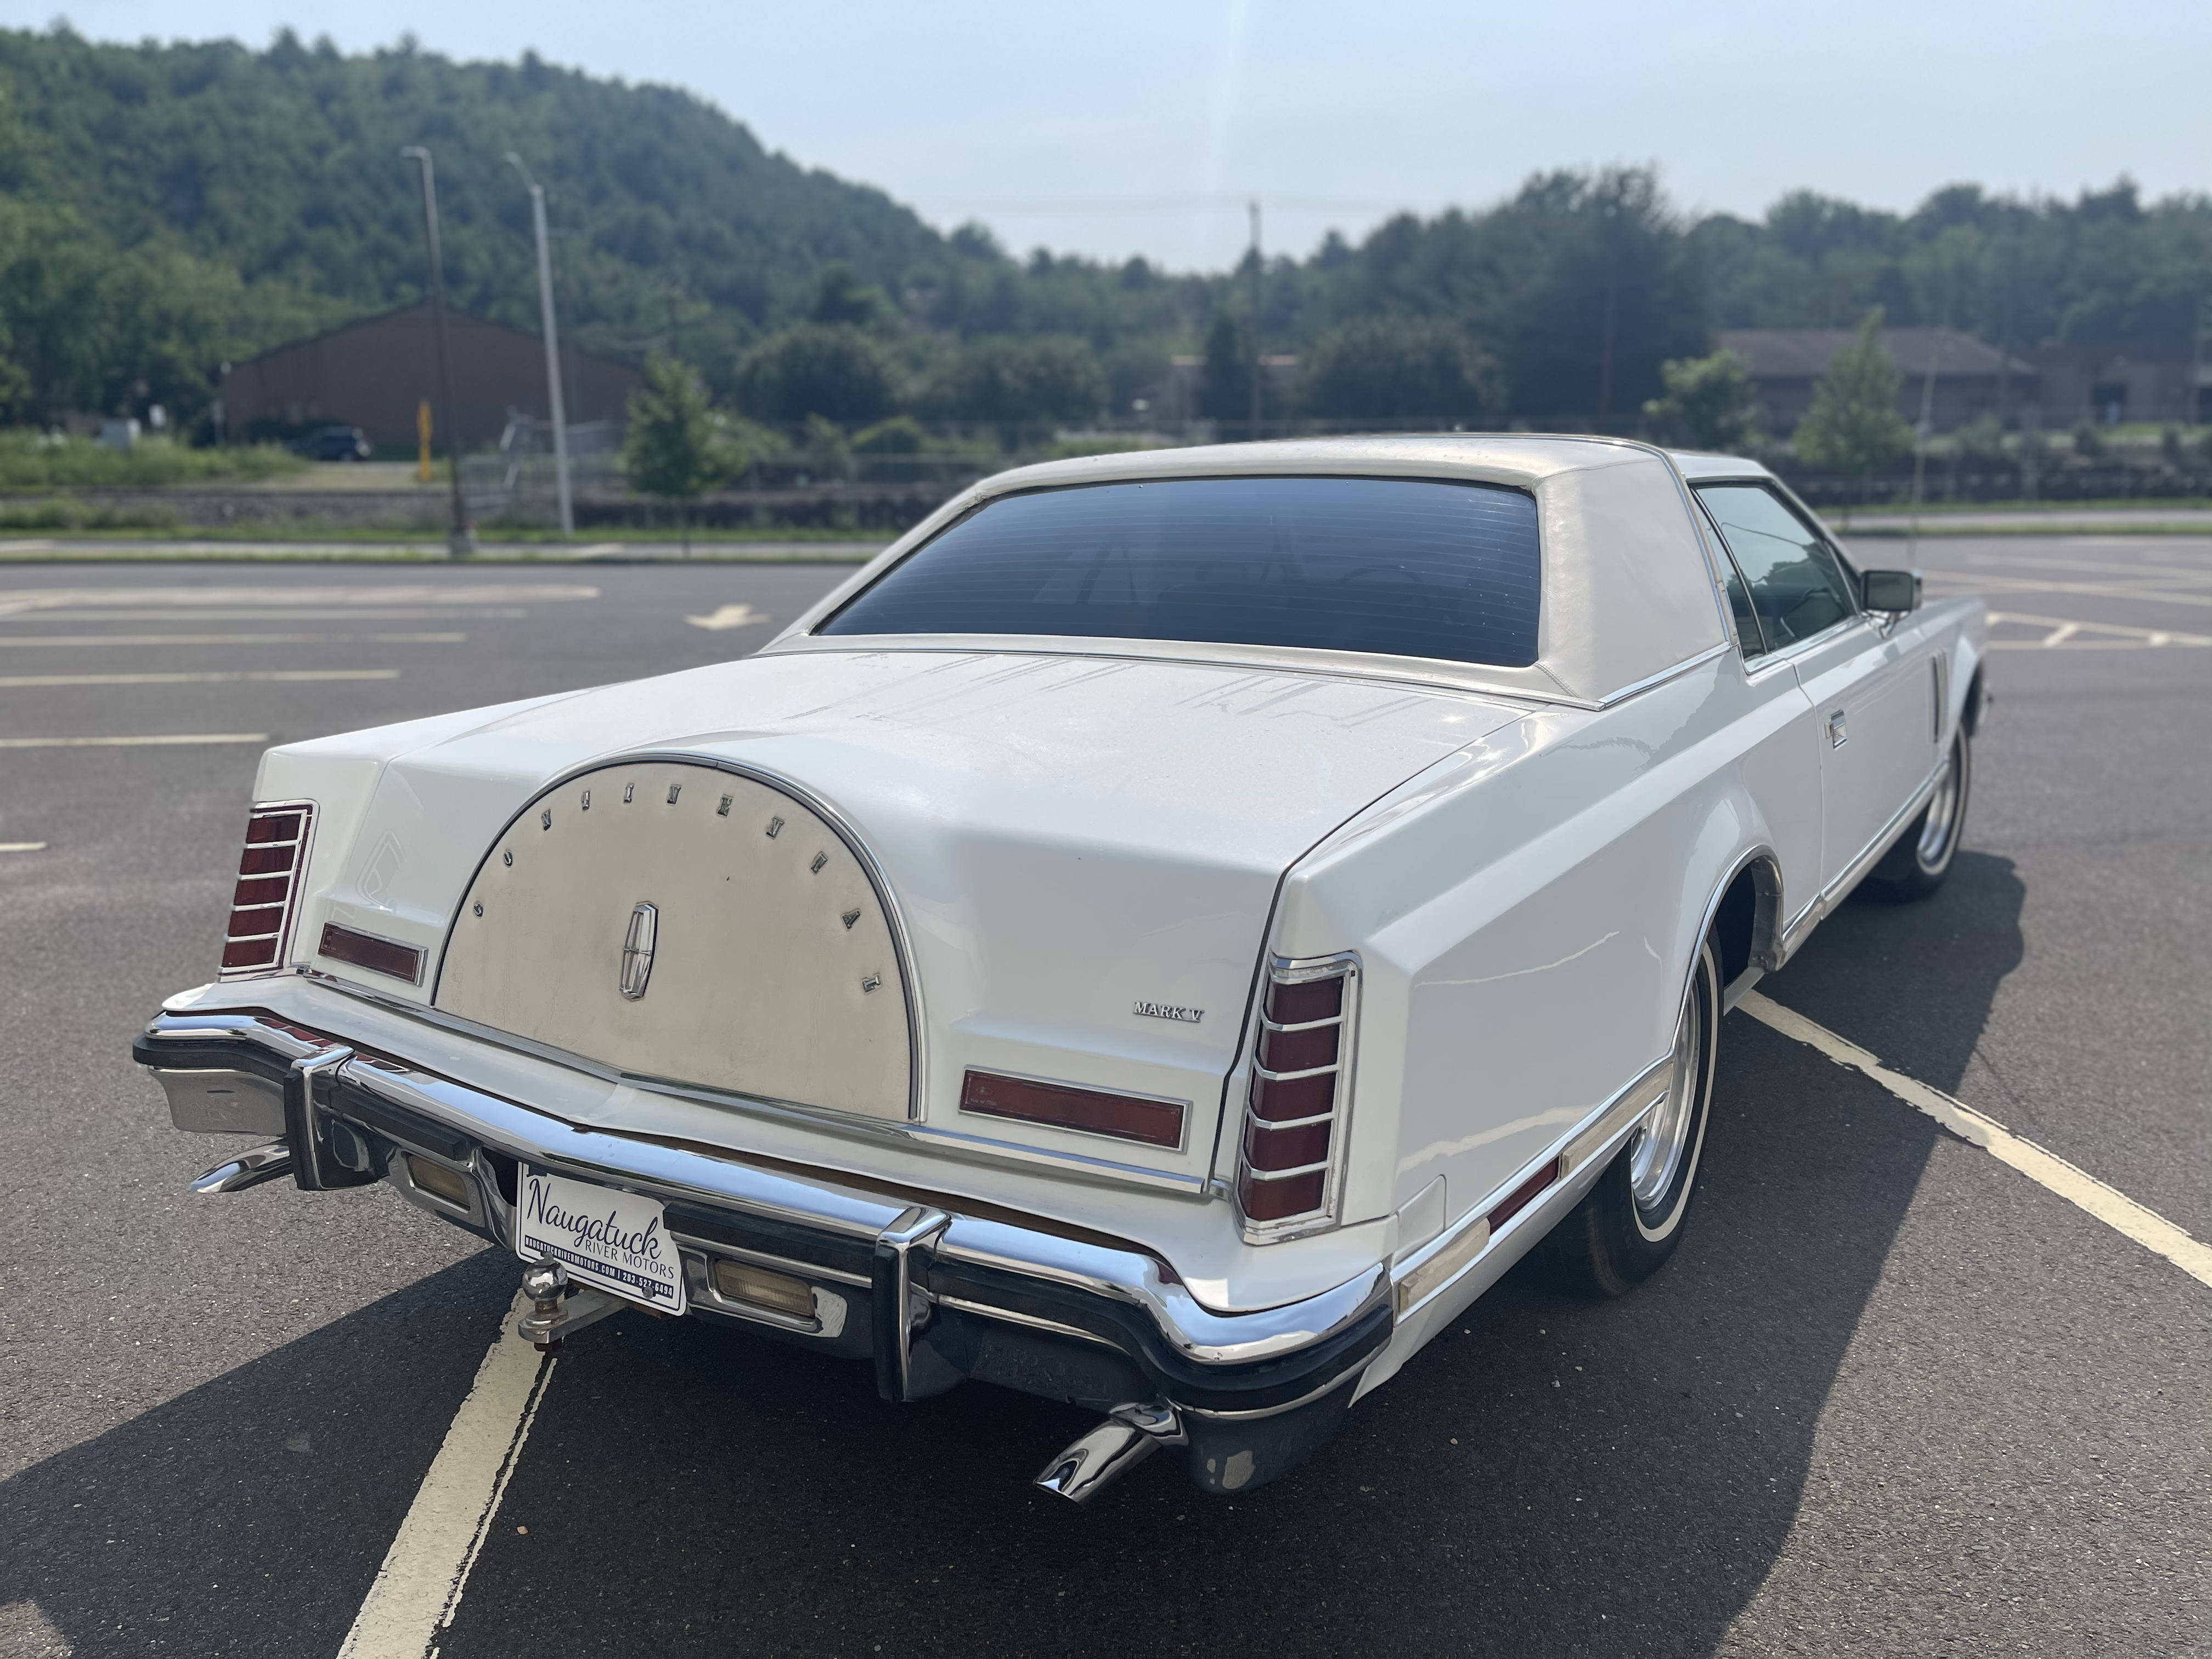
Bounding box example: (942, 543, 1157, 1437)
(1779, 753, 1948, 960)
(1593, 641, 1733, 708)
(1389, 1054, 1670, 1321)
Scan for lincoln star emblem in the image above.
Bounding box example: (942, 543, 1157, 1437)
(619, 902, 658, 1001)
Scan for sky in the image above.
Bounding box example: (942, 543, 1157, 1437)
(25, 0, 2212, 272)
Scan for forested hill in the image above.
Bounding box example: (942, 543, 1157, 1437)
(0, 28, 997, 407)
(1, 26, 2205, 436)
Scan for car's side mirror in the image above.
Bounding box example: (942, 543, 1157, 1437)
(1860, 569, 1922, 613)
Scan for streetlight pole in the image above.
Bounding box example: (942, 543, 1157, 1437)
(506, 151, 574, 538)
(400, 145, 474, 558)
(1246, 198, 1262, 441)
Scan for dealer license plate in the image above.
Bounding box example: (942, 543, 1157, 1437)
(515, 1166, 686, 1316)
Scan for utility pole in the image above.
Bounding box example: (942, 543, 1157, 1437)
(1909, 330, 1944, 562)
(506, 152, 574, 538)
(1248, 199, 1262, 442)
(401, 146, 473, 558)
(2192, 289, 2208, 431)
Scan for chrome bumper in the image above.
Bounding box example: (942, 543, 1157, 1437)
(135, 1009, 1392, 1429)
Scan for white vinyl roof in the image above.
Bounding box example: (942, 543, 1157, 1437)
(780, 435, 1739, 707)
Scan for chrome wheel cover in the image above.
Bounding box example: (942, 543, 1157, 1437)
(1916, 743, 1961, 868)
(1628, 972, 1705, 1214)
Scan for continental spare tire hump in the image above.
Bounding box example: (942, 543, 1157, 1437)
(436, 760, 913, 1120)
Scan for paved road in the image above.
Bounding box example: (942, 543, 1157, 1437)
(0, 543, 2205, 1657)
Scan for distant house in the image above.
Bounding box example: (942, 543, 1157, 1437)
(1718, 328, 2038, 436)
(2030, 343, 2207, 428)
(221, 302, 642, 451)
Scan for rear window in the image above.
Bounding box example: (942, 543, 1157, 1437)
(817, 475, 1542, 668)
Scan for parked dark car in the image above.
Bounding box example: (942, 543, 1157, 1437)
(298, 424, 372, 461)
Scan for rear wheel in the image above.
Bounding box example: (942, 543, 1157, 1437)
(1537, 936, 1719, 1298)
(1863, 725, 1970, 902)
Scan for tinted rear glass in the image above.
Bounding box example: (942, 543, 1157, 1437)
(819, 476, 1542, 668)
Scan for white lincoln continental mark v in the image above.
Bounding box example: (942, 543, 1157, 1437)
(138, 436, 1986, 1503)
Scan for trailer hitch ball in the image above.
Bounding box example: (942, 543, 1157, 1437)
(521, 1260, 569, 1352)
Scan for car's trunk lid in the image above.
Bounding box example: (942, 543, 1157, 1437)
(297, 648, 1523, 1184)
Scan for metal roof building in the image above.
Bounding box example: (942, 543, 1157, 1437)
(221, 302, 641, 452)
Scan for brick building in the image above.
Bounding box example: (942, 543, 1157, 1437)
(221, 303, 640, 451)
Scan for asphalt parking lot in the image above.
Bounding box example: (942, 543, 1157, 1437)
(1, 537, 2205, 1657)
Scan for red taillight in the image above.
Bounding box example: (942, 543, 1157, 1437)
(960, 1069, 1186, 1148)
(219, 799, 313, 978)
(1236, 957, 1356, 1234)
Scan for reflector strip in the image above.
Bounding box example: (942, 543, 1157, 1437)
(960, 1069, 1185, 1149)
(1486, 1158, 1564, 1231)
(319, 923, 426, 986)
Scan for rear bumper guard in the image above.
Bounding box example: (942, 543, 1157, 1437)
(136, 1009, 1392, 1434)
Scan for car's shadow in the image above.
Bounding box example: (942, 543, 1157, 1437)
(0, 1249, 518, 1658)
(2, 853, 2026, 1659)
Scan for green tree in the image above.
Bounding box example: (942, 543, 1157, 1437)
(1300, 315, 1500, 422)
(1195, 313, 1249, 427)
(736, 325, 897, 425)
(810, 262, 887, 328)
(923, 335, 1106, 428)
(623, 354, 738, 552)
(1792, 311, 1912, 494)
(1641, 348, 1757, 450)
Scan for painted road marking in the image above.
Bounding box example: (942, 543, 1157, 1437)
(0, 670, 403, 687)
(1923, 571, 2212, 610)
(0, 733, 269, 748)
(1740, 991, 2212, 1289)
(1983, 611, 2212, 650)
(4, 607, 532, 623)
(686, 603, 769, 630)
(0, 633, 466, 647)
(0, 584, 598, 617)
(0, 841, 46, 851)
(340, 1291, 555, 1659)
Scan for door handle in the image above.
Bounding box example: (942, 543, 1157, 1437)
(1827, 709, 1848, 748)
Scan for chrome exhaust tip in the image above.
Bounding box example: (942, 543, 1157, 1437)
(190, 1139, 293, 1195)
(1033, 1402, 1185, 1506)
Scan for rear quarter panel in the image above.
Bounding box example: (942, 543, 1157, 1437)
(1271, 657, 1790, 1244)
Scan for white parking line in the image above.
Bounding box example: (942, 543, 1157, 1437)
(0, 841, 46, 851)
(0, 670, 402, 687)
(0, 633, 466, 647)
(0, 733, 269, 748)
(1740, 991, 2212, 1288)
(0, 584, 598, 617)
(4, 608, 531, 623)
(1983, 611, 2212, 650)
(340, 1291, 554, 1659)
(686, 603, 768, 630)
(1924, 571, 2212, 609)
